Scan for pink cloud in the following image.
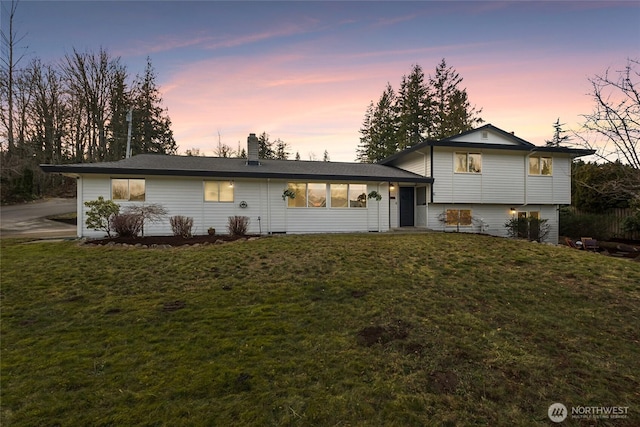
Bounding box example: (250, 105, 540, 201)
(160, 38, 630, 161)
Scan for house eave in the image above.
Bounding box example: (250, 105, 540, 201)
(39, 164, 433, 184)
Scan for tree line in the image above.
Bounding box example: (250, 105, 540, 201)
(1, 2, 176, 202)
(185, 131, 329, 162)
(357, 59, 483, 163)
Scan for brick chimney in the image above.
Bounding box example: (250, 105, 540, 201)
(247, 133, 259, 165)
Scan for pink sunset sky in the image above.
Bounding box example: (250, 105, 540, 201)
(14, 1, 640, 161)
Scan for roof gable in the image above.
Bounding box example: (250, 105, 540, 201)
(445, 124, 534, 147)
(379, 124, 594, 164)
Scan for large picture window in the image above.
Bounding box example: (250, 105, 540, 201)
(111, 178, 145, 201)
(330, 184, 348, 208)
(307, 183, 327, 208)
(349, 184, 367, 208)
(529, 156, 552, 175)
(204, 181, 234, 202)
(287, 183, 307, 207)
(289, 183, 368, 208)
(455, 153, 482, 173)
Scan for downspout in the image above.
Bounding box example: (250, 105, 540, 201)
(377, 182, 381, 232)
(423, 151, 429, 228)
(76, 176, 83, 238)
(267, 178, 271, 234)
(430, 145, 434, 203)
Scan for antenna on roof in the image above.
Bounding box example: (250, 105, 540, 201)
(126, 108, 133, 158)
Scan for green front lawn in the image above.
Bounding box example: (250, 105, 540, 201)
(1, 233, 639, 426)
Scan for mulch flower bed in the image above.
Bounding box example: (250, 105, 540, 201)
(85, 234, 260, 247)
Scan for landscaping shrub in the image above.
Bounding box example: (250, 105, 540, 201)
(122, 203, 168, 237)
(111, 213, 143, 237)
(505, 217, 550, 242)
(170, 215, 194, 238)
(621, 199, 640, 236)
(559, 207, 612, 240)
(227, 216, 250, 236)
(84, 196, 120, 237)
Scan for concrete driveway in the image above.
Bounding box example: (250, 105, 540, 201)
(0, 198, 77, 238)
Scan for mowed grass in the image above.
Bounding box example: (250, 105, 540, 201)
(1, 233, 639, 426)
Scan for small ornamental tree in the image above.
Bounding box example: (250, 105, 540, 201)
(84, 196, 120, 237)
(122, 203, 168, 237)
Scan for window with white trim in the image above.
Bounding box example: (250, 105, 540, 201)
(529, 156, 552, 175)
(289, 183, 367, 208)
(111, 178, 145, 201)
(445, 209, 472, 226)
(455, 153, 482, 173)
(204, 181, 234, 202)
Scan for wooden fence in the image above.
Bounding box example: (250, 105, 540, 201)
(565, 207, 639, 241)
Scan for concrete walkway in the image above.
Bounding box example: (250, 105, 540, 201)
(0, 198, 77, 238)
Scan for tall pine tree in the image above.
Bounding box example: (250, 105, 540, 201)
(358, 59, 483, 162)
(357, 83, 398, 162)
(396, 64, 430, 150)
(429, 58, 483, 140)
(130, 57, 176, 155)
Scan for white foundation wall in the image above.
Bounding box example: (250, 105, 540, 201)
(78, 175, 390, 237)
(427, 204, 560, 243)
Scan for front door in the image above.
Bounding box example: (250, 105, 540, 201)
(399, 187, 414, 227)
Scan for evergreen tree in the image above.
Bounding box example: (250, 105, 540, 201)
(429, 58, 483, 139)
(323, 149, 330, 162)
(257, 132, 275, 159)
(396, 64, 430, 149)
(274, 138, 290, 160)
(546, 118, 570, 147)
(357, 84, 398, 162)
(130, 57, 176, 155)
(106, 66, 130, 160)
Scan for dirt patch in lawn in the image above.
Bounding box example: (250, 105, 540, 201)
(357, 320, 411, 347)
(85, 234, 260, 247)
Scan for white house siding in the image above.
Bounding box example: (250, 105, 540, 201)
(388, 151, 428, 176)
(427, 204, 560, 243)
(481, 152, 526, 204)
(78, 176, 389, 237)
(450, 130, 521, 145)
(525, 155, 571, 205)
(432, 148, 526, 204)
(367, 183, 390, 232)
(389, 185, 399, 228)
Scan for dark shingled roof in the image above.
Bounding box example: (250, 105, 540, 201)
(40, 154, 433, 183)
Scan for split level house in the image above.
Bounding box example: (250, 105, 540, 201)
(41, 124, 594, 242)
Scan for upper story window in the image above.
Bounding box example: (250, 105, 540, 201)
(455, 153, 482, 174)
(204, 181, 234, 202)
(529, 156, 552, 176)
(112, 178, 145, 201)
